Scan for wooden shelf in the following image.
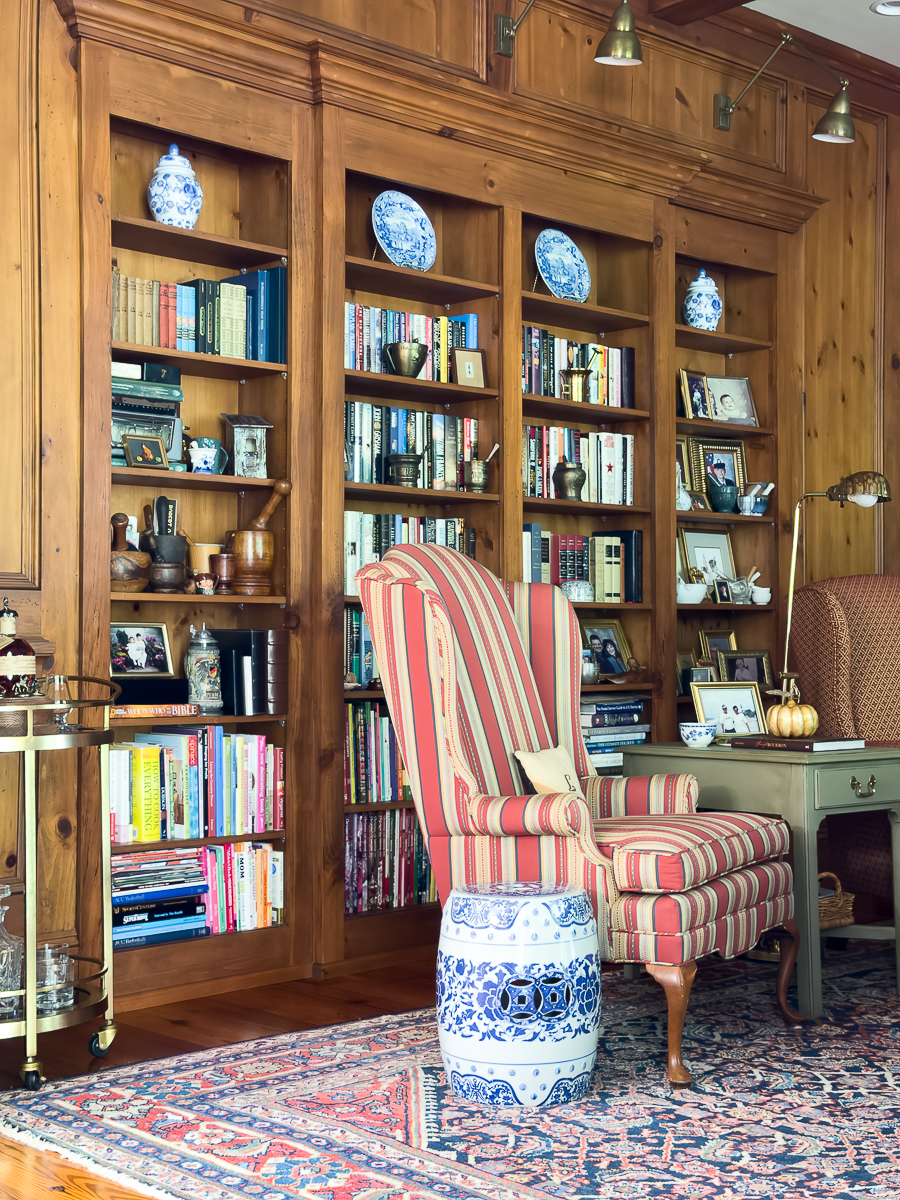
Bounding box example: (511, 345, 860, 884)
(111, 341, 286, 381)
(345, 481, 498, 505)
(344, 369, 497, 403)
(675, 416, 774, 438)
(521, 291, 649, 334)
(110, 592, 286, 604)
(345, 902, 440, 921)
(113, 923, 287, 953)
(112, 466, 275, 491)
(677, 695, 696, 705)
(111, 713, 287, 727)
(676, 511, 774, 526)
(345, 256, 497, 304)
(111, 215, 287, 269)
(523, 497, 650, 516)
(675, 325, 772, 355)
(582, 683, 654, 693)
(345, 689, 385, 700)
(523, 394, 650, 425)
(112, 829, 286, 854)
(343, 801, 415, 812)
(676, 603, 775, 612)
(572, 601, 651, 610)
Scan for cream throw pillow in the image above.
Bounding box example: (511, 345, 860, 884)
(514, 744, 586, 800)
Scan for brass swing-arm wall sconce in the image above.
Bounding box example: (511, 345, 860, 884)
(495, 0, 642, 64)
(714, 32, 855, 143)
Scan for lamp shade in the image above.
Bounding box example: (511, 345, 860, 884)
(594, 0, 642, 66)
(825, 470, 891, 505)
(812, 85, 855, 143)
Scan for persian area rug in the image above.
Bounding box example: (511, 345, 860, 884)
(0, 948, 898, 1200)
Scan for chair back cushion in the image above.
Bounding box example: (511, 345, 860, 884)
(793, 574, 900, 739)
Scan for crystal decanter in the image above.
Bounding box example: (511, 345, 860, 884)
(0, 598, 38, 698)
(0, 885, 22, 1016)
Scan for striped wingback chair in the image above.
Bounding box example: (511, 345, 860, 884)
(358, 545, 800, 1085)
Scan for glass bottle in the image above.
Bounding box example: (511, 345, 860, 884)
(0, 885, 22, 1017)
(184, 623, 223, 715)
(0, 598, 38, 698)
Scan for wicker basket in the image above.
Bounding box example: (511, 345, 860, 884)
(818, 871, 854, 929)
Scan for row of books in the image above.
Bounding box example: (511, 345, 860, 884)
(111, 845, 284, 949)
(344, 700, 412, 806)
(345, 402, 480, 490)
(523, 526, 643, 603)
(344, 513, 476, 596)
(344, 608, 377, 689)
(521, 328, 636, 407)
(581, 695, 650, 774)
(523, 427, 635, 505)
(343, 304, 477, 380)
(344, 807, 436, 914)
(110, 267, 286, 362)
(109, 731, 285, 844)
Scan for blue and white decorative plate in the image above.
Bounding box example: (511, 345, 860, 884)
(535, 229, 591, 303)
(372, 191, 436, 273)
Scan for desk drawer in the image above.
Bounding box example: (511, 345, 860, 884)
(814, 763, 900, 809)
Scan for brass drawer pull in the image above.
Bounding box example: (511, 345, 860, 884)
(850, 774, 876, 799)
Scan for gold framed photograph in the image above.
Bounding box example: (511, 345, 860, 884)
(713, 579, 733, 603)
(676, 650, 697, 695)
(580, 619, 632, 677)
(706, 376, 758, 427)
(678, 528, 736, 585)
(451, 348, 487, 389)
(688, 438, 747, 495)
(698, 628, 738, 660)
(690, 680, 766, 738)
(678, 369, 712, 420)
(716, 649, 774, 687)
(689, 491, 711, 511)
(675, 435, 692, 493)
(123, 434, 169, 469)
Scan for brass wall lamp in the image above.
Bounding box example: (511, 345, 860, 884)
(714, 32, 855, 143)
(495, 0, 642, 64)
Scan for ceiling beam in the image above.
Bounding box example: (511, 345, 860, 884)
(647, 0, 745, 25)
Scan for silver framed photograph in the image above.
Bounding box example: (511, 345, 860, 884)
(706, 376, 758, 427)
(690, 680, 766, 737)
(110, 622, 174, 678)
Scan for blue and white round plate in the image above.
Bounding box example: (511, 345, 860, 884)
(372, 191, 436, 273)
(535, 229, 591, 303)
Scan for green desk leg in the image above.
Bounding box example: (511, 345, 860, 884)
(891, 811, 900, 993)
(788, 810, 823, 1018)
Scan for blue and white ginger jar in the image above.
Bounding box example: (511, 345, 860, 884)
(148, 144, 203, 230)
(682, 268, 722, 331)
(436, 882, 600, 1107)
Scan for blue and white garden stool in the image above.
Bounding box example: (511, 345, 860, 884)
(436, 882, 601, 1107)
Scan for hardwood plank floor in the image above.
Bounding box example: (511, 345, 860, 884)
(0, 957, 438, 1200)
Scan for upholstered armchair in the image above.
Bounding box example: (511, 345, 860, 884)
(793, 574, 900, 912)
(359, 545, 800, 1085)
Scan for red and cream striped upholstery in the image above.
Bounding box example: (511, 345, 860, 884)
(358, 545, 794, 966)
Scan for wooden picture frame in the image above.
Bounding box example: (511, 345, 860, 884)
(451, 348, 487, 389)
(678, 528, 737, 585)
(706, 376, 758, 427)
(123, 433, 169, 469)
(690, 680, 766, 738)
(716, 649, 774, 687)
(698, 628, 738, 660)
(109, 622, 175, 678)
(688, 438, 747, 495)
(689, 491, 711, 511)
(580, 618, 633, 677)
(678, 369, 712, 420)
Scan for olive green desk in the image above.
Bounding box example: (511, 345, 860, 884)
(622, 743, 900, 1017)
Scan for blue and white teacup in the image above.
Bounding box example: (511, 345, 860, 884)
(679, 721, 718, 749)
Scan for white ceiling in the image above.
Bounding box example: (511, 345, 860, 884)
(745, 0, 900, 68)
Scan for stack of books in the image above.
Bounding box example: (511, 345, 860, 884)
(344, 304, 477, 380)
(208, 627, 288, 716)
(109, 731, 285, 843)
(110, 266, 286, 362)
(521, 327, 635, 407)
(344, 607, 376, 687)
(345, 700, 412, 805)
(522, 426, 635, 505)
(112, 848, 210, 949)
(345, 402, 479, 490)
(581, 694, 649, 773)
(199, 842, 284, 933)
(344, 807, 435, 914)
(344, 512, 476, 596)
(522, 526, 642, 602)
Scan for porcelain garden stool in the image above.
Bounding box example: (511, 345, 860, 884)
(436, 882, 601, 1107)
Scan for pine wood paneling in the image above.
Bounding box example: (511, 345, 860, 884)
(803, 102, 881, 584)
(883, 114, 900, 576)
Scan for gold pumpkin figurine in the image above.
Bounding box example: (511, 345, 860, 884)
(766, 673, 819, 738)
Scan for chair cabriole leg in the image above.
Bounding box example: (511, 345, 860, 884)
(776, 917, 804, 1025)
(645, 960, 697, 1087)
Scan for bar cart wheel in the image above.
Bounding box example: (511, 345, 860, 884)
(19, 1061, 44, 1091)
(90, 1022, 117, 1057)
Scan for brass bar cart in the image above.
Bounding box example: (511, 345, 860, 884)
(0, 677, 119, 1089)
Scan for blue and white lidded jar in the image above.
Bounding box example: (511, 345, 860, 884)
(682, 268, 723, 331)
(147, 144, 203, 230)
(436, 882, 601, 1107)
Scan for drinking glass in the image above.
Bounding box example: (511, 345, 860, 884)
(36, 943, 74, 1014)
(45, 675, 77, 731)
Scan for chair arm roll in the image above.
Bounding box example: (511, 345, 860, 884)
(582, 772, 699, 819)
(466, 792, 592, 837)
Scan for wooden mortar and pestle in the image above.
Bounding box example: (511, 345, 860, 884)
(225, 479, 291, 596)
(140, 504, 187, 593)
(110, 513, 151, 592)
